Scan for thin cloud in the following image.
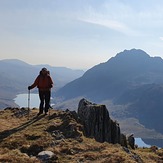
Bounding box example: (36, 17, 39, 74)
(79, 13, 140, 36)
(77, 2, 142, 36)
(78, 1, 163, 37)
(160, 37, 163, 41)
(81, 17, 128, 32)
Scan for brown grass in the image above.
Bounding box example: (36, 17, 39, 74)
(0, 108, 163, 163)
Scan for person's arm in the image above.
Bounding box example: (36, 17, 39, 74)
(28, 76, 39, 90)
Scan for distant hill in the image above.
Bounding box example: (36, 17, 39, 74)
(55, 49, 163, 135)
(0, 59, 84, 108)
(56, 49, 163, 100)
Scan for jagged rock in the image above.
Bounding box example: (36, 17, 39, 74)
(122, 147, 143, 163)
(70, 110, 80, 122)
(127, 134, 135, 149)
(120, 133, 127, 148)
(47, 110, 82, 141)
(122, 147, 130, 154)
(13, 108, 29, 118)
(4, 107, 29, 118)
(150, 146, 158, 152)
(51, 130, 65, 140)
(37, 151, 57, 162)
(78, 98, 121, 144)
(111, 119, 120, 144)
(4, 107, 19, 111)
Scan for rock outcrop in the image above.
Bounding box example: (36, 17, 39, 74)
(78, 98, 121, 144)
(127, 134, 135, 149)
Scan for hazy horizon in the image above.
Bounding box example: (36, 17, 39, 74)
(1, 0, 163, 69)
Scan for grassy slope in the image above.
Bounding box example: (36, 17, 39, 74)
(0, 108, 163, 163)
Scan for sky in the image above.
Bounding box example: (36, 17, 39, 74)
(0, 0, 163, 69)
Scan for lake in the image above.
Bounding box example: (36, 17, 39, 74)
(14, 93, 40, 108)
(135, 138, 150, 148)
(14, 93, 55, 108)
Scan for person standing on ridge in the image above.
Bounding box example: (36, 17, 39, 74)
(28, 67, 53, 116)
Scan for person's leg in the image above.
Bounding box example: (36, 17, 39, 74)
(45, 90, 51, 113)
(38, 90, 44, 114)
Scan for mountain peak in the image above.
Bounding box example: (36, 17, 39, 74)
(56, 48, 163, 101)
(115, 49, 150, 59)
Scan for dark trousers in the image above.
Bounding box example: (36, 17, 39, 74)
(39, 90, 51, 113)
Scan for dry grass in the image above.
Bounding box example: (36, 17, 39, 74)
(0, 108, 163, 163)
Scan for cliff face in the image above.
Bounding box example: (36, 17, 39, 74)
(78, 98, 121, 144)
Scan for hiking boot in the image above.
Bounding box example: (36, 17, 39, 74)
(44, 112, 48, 116)
(37, 112, 43, 116)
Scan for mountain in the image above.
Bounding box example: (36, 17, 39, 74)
(0, 59, 84, 108)
(114, 83, 163, 135)
(56, 49, 163, 101)
(55, 49, 163, 136)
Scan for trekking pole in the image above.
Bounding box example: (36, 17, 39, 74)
(49, 100, 51, 118)
(28, 89, 30, 120)
(49, 97, 53, 118)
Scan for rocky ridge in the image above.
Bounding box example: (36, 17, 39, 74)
(0, 99, 163, 162)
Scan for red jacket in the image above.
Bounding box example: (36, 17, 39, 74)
(31, 74, 53, 91)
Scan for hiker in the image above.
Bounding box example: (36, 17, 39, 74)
(28, 67, 53, 116)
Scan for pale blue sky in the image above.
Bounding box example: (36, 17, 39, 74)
(0, 0, 163, 69)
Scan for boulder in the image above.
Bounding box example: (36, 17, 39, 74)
(78, 98, 120, 144)
(127, 134, 135, 149)
(120, 133, 127, 148)
(111, 119, 120, 144)
(37, 151, 57, 162)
